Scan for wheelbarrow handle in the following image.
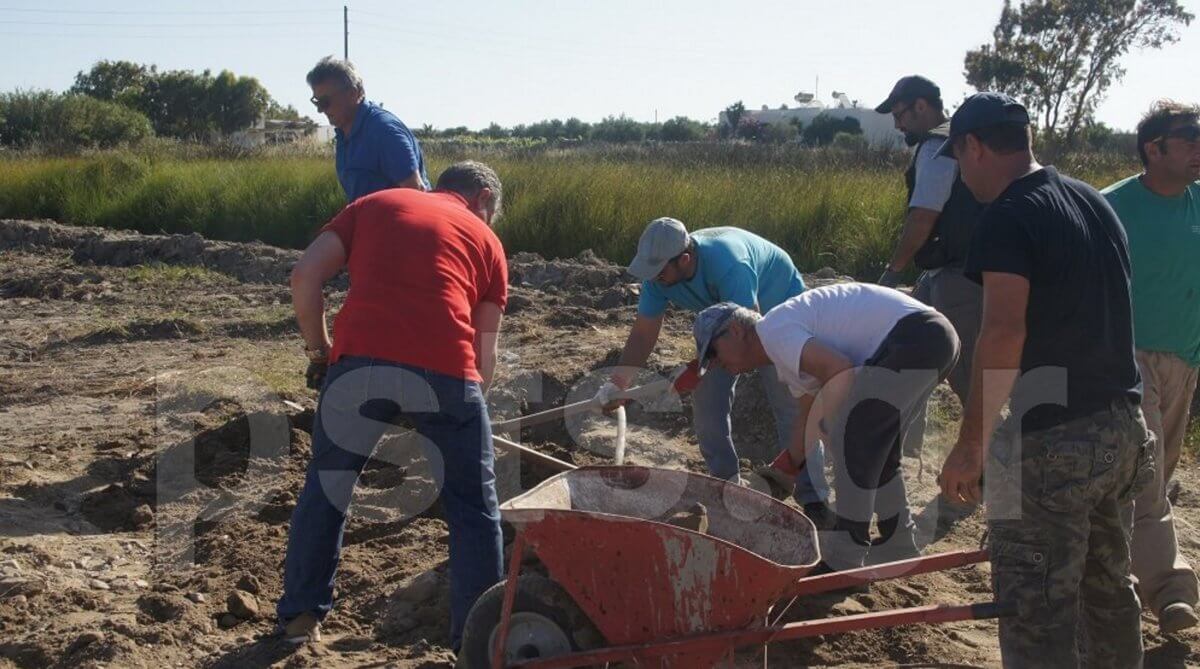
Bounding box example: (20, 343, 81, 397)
(791, 548, 991, 598)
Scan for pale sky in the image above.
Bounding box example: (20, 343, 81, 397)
(1, 0, 1197, 132)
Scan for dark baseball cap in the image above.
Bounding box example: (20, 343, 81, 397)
(937, 92, 1031, 157)
(874, 75, 942, 114)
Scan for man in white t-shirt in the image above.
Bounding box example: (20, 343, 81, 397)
(694, 284, 960, 568)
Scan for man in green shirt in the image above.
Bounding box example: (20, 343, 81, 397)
(1103, 100, 1200, 634)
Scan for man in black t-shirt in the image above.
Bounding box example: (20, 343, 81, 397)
(935, 93, 1153, 668)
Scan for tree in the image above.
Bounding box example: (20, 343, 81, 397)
(801, 114, 862, 146)
(964, 0, 1192, 149)
(660, 116, 706, 142)
(590, 115, 644, 143)
(721, 101, 746, 139)
(70, 60, 153, 104)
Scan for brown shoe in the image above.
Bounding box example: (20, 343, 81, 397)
(1160, 602, 1199, 635)
(279, 612, 322, 644)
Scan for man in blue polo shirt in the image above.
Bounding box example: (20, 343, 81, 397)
(306, 56, 430, 201)
(605, 218, 832, 526)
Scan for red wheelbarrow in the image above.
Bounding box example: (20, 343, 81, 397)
(459, 465, 1012, 668)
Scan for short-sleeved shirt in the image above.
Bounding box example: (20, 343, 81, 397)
(335, 101, 430, 202)
(1102, 176, 1200, 366)
(756, 283, 931, 396)
(637, 227, 805, 317)
(965, 167, 1141, 432)
(908, 139, 959, 213)
(320, 189, 507, 382)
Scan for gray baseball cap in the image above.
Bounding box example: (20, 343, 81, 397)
(628, 217, 689, 281)
(693, 302, 741, 368)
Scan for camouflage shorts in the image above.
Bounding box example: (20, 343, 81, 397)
(984, 398, 1154, 668)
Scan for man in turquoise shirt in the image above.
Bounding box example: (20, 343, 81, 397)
(606, 218, 832, 526)
(1103, 100, 1200, 634)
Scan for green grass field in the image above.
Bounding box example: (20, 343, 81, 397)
(0, 142, 1141, 279)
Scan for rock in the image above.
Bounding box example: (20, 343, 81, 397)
(67, 631, 104, 654)
(831, 597, 870, 615)
(0, 576, 43, 598)
(217, 613, 240, 629)
(815, 267, 838, 280)
(10, 594, 26, 605)
(89, 578, 111, 590)
(134, 579, 149, 589)
(235, 574, 260, 595)
(393, 570, 440, 604)
(186, 592, 206, 604)
(665, 503, 709, 534)
(129, 504, 154, 528)
(137, 593, 188, 623)
(226, 590, 259, 620)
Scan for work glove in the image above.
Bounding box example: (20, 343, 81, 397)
(305, 359, 328, 391)
(593, 381, 628, 414)
(877, 268, 903, 288)
(755, 450, 805, 500)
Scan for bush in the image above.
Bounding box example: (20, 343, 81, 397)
(590, 115, 645, 143)
(0, 90, 153, 150)
(831, 132, 869, 151)
(659, 116, 706, 142)
(802, 114, 863, 147)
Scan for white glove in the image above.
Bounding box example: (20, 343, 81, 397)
(593, 381, 622, 407)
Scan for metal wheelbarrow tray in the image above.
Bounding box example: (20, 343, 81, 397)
(463, 466, 1012, 668)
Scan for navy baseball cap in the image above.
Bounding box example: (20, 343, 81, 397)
(693, 302, 740, 370)
(937, 92, 1031, 157)
(874, 75, 942, 114)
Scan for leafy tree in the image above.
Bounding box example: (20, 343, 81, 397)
(482, 122, 509, 139)
(70, 60, 153, 105)
(660, 116, 706, 142)
(562, 117, 589, 140)
(721, 100, 746, 138)
(964, 0, 1192, 149)
(0, 90, 151, 149)
(801, 114, 862, 146)
(590, 115, 645, 143)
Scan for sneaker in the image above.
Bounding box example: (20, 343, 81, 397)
(1159, 601, 1199, 635)
(802, 501, 838, 531)
(278, 612, 322, 644)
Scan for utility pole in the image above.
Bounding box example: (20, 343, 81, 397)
(343, 6, 349, 60)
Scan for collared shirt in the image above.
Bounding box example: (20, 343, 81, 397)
(1103, 176, 1200, 366)
(636, 227, 805, 317)
(335, 101, 430, 202)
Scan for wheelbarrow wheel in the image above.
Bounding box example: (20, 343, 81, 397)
(457, 574, 603, 668)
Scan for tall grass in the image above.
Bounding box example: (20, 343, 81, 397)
(0, 143, 1141, 278)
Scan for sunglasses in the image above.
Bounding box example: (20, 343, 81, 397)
(1157, 125, 1200, 144)
(704, 329, 729, 360)
(310, 87, 351, 112)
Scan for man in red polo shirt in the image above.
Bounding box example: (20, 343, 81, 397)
(275, 161, 508, 650)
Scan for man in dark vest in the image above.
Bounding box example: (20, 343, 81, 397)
(876, 75, 984, 455)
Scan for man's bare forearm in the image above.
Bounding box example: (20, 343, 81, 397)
(958, 326, 1025, 448)
(887, 208, 939, 272)
(291, 278, 331, 352)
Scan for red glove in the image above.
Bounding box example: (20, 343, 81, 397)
(671, 359, 702, 395)
(770, 449, 805, 478)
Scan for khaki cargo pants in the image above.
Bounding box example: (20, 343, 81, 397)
(985, 399, 1154, 668)
(1132, 349, 1200, 615)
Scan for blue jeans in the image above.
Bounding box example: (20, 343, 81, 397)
(276, 357, 503, 648)
(691, 364, 829, 504)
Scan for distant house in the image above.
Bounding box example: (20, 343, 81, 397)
(229, 118, 332, 148)
(720, 91, 904, 147)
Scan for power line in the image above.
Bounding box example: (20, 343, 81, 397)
(0, 6, 332, 15)
(0, 19, 328, 27)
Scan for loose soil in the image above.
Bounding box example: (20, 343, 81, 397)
(1, 219, 1196, 668)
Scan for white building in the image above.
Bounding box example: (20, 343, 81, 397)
(720, 91, 904, 147)
(228, 118, 332, 148)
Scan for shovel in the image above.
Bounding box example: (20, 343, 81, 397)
(490, 360, 702, 472)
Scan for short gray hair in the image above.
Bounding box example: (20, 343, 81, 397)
(436, 161, 504, 215)
(306, 56, 364, 95)
(728, 306, 762, 332)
